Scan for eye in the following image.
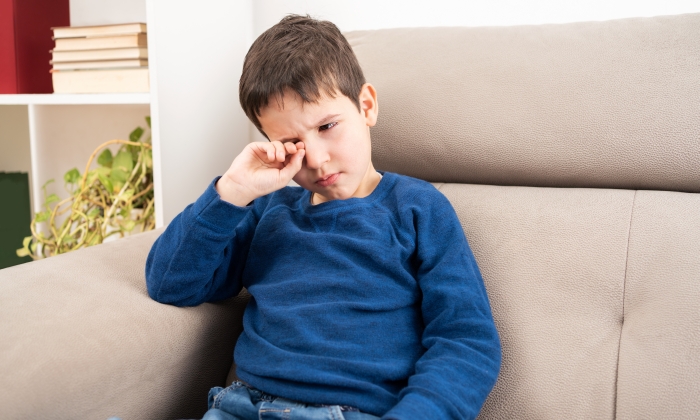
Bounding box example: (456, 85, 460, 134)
(319, 122, 337, 132)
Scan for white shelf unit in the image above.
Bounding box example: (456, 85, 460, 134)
(0, 0, 254, 229)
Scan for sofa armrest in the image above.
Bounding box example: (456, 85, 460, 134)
(0, 229, 249, 420)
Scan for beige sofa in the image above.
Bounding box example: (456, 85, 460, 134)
(2, 12, 699, 420)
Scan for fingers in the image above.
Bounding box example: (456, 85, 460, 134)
(250, 141, 305, 169)
(280, 148, 305, 179)
(264, 141, 305, 163)
(284, 142, 296, 155)
(272, 141, 285, 162)
(253, 142, 275, 162)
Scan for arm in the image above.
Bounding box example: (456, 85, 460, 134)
(146, 140, 306, 307)
(145, 178, 257, 306)
(383, 192, 501, 420)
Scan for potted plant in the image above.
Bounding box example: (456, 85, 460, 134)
(17, 117, 155, 259)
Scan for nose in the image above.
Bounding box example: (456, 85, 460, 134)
(303, 138, 329, 170)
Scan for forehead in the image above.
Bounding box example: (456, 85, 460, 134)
(263, 88, 337, 114)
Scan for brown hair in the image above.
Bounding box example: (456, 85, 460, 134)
(239, 14, 366, 137)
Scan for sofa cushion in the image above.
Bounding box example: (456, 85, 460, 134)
(435, 184, 700, 419)
(437, 183, 632, 418)
(0, 229, 246, 420)
(616, 190, 700, 419)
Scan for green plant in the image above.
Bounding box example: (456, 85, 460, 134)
(17, 117, 155, 259)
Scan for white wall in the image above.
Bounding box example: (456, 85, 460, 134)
(147, 0, 254, 225)
(0, 106, 33, 217)
(70, 0, 147, 26)
(0, 107, 31, 174)
(253, 0, 700, 36)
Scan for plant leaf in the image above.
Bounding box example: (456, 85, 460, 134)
(17, 236, 33, 257)
(97, 172, 113, 193)
(45, 194, 60, 205)
(144, 149, 153, 168)
(64, 168, 81, 185)
(112, 182, 124, 194)
(129, 126, 144, 143)
(122, 220, 136, 232)
(97, 149, 113, 168)
(121, 189, 135, 201)
(86, 171, 98, 186)
(88, 233, 101, 246)
(35, 211, 51, 223)
(145, 116, 151, 128)
(113, 151, 134, 174)
(111, 167, 129, 182)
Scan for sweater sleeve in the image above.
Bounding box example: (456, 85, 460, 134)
(145, 177, 259, 307)
(382, 189, 501, 420)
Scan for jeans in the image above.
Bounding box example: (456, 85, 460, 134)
(202, 381, 381, 420)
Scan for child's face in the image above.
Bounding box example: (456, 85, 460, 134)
(258, 84, 379, 204)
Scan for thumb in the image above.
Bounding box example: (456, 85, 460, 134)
(280, 149, 305, 180)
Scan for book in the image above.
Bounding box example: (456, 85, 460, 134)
(54, 33, 147, 51)
(51, 59, 148, 71)
(0, 0, 69, 93)
(52, 68, 149, 93)
(51, 47, 148, 63)
(52, 23, 146, 39)
(0, 172, 32, 269)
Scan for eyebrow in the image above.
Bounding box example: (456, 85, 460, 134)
(276, 113, 341, 143)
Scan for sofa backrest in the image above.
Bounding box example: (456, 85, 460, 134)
(347, 13, 700, 192)
(346, 13, 700, 419)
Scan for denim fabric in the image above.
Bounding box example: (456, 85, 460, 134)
(202, 381, 381, 420)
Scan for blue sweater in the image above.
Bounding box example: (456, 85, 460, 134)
(146, 172, 501, 419)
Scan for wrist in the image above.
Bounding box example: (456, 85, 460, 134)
(215, 176, 257, 207)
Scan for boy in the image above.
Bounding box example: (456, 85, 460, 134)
(146, 14, 501, 420)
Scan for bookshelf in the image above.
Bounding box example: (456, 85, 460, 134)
(0, 0, 253, 235)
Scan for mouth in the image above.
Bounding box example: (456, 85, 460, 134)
(316, 173, 340, 187)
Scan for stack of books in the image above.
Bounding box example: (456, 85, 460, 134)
(50, 23, 149, 94)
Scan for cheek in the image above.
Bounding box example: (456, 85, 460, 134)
(291, 171, 305, 184)
(341, 130, 371, 164)
(292, 170, 313, 189)
(336, 130, 367, 160)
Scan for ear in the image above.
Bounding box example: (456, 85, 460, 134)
(359, 83, 378, 127)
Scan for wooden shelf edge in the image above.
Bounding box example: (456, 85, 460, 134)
(0, 93, 151, 105)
